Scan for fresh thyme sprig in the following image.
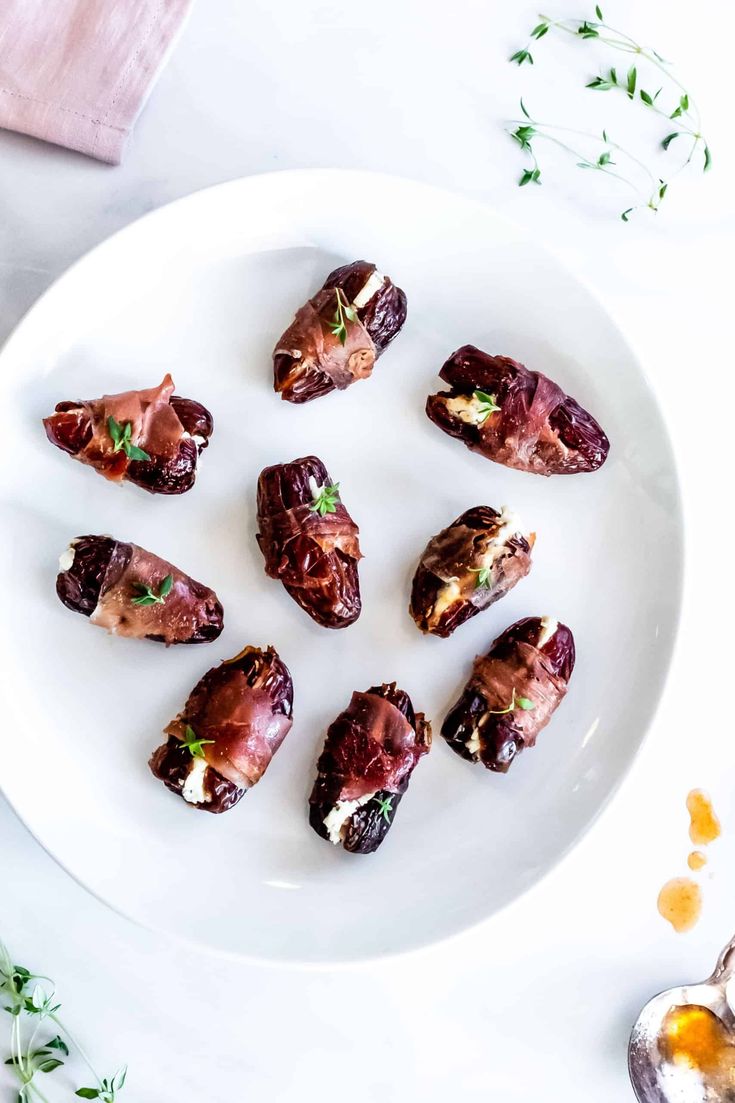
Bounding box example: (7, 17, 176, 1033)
(329, 288, 358, 346)
(488, 689, 536, 716)
(472, 390, 501, 423)
(469, 566, 492, 589)
(106, 417, 150, 462)
(509, 99, 668, 220)
(131, 573, 173, 607)
(508, 7, 711, 218)
(1, 939, 127, 1103)
(179, 725, 215, 759)
(308, 479, 341, 517)
(372, 796, 393, 824)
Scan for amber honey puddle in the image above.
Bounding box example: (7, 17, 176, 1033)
(687, 789, 721, 847)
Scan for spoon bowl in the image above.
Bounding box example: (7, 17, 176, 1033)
(629, 936, 735, 1102)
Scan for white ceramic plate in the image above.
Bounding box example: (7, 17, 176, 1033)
(0, 170, 681, 964)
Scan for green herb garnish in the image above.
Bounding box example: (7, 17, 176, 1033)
(1, 938, 127, 1102)
(472, 390, 501, 423)
(507, 8, 711, 220)
(107, 416, 151, 462)
(179, 725, 215, 759)
(488, 689, 536, 716)
(372, 795, 393, 824)
(329, 288, 358, 346)
(309, 481, 341, 517)
(469, 566, 492, 589)
(131, 573, 173, 607)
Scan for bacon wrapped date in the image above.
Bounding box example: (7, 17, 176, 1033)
(426, 345, 609, 476)
(410, 506, 534, 638)
(43, 375, 213, 494)
(309, 683, 431, 854)
(149, 645, 294, 813)
(273, 260, 407, 403)
(56, 535, 223, 645)
(442, 617, 575, 773)
(256, 455, 362, 629)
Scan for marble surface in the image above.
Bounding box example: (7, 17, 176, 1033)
(1, 0, 734, 1098)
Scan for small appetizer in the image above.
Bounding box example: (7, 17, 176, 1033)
(426, 345, 609, 475)
(149, 645, 293, 813)
(273, 260, 407, 403)
(410, 506, 534, 638)
(56, 535, 223, 645)
(309, 683, 430, 854)
(442, 616, 575, 772)
(43, 375, 213, 494)
(256, 455, 362, 629)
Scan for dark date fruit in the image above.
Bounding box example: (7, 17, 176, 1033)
(309, 682, 431, 854)
(409, 505, 534, 638)
(442, 616, 575, 772)
(256, 455, 362, 629)
(56, 535, 223, 645)
(150, 645, 294, 814)
(426, 345, 609, 475)
(273, 260, 407, 403)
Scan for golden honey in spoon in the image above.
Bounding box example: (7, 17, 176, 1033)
(660, 1004, 735, 1085)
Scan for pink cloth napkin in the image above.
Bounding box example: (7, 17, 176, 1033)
(0, 0, 192, 164)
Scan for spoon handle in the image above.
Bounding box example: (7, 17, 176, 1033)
(711, 933, 735, 981)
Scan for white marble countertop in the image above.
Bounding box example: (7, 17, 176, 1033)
(1, 0, 734, 1098)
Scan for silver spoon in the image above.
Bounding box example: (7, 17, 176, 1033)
(629, 934, 735, 1101)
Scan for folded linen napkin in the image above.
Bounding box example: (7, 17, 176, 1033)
(0, 0, 192, 164)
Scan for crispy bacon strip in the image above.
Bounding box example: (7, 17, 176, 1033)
(410, 506, 534, 637)
(256, 455, 362, 629)
(149, 645, 294, 814)
(56, 535, 223, 645)
(442, 617, 575, 772)
(309, 683, 431, 854)
(43, 375, 213, 494)
(273, 260, 407, 403)
(426, 346, 609, 475)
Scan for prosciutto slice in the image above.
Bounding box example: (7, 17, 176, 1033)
(309, 683, 431, 854)
(273, 260, 407, 403)
(256, 455, 362, 629)
(56, 535, 223, 645)
(410, 505, 534, 637)
(150, 645, 294, 814)
(43, 375, 213, 494)
(426, 346, 609, 475)
(441, 617, 575, 773)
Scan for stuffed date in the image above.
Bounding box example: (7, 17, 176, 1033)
(309, 683, 431, 854)
(442, 616, 575, 773)
(426, 345, 609, 475)
(410, 506, 533, 638)
(56, 535, 223, 645)
(149, 645, 294, 813)
(256, 455, 362, 629)
(43, 374, 213, 494)
(273, 260, 407, 403)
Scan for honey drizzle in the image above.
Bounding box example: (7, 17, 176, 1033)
(657, 878, 702, 933)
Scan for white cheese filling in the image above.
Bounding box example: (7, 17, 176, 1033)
(182, 756, 211, 805)
(58, 543, 77, 572)
(537, 616, 558, 649)
(323, 792, 376, 845)
(432, 507, 526, 618)
(465, 730, 482, 756)
(352, 270, 385, 309)
(444, 394, 489, 426)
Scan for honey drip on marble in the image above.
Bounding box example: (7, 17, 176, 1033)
(657, 878, 702, 933)
(660, 1005, 735, 1088)
(687, 789, 721, 846)
(657, 789, 720, 933)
